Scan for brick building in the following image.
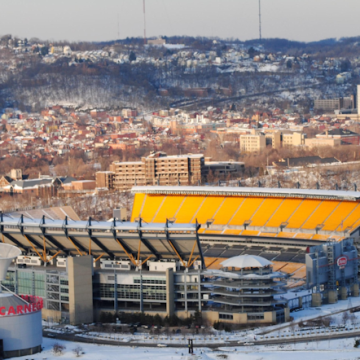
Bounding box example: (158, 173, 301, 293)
(59, 180, 96, 198)
(101, 152, 205, 191)
(240, 133, 266, 153)
(315, 129, 360, 146)
(96, 171, 115, 189)
(0, 169, 75, 197)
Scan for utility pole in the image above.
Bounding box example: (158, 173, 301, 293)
(259, 0, 262, 42)
(188, 339, 194, 354)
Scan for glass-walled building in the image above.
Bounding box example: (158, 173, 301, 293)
(4, 267, 70, 323)
(0, 255, 291, 326)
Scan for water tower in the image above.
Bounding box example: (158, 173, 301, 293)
(0, 244, 43, 358)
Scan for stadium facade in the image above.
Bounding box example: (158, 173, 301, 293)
(1, 185, 360, 325)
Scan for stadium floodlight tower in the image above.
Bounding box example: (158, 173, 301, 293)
(0, 244, 21, 292)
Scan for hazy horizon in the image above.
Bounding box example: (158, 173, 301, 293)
(1, 0, 360, 43)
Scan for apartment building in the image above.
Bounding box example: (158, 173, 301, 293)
(246, 131, 305, 151)
(265, 131, 281, 149)
(315, 96, 355, 112)
(314, 98, 342, 111)
(96, 171, 115, 189)
(240, 133, 266, 153)
(282, 132, 305, 147)
(105, 152, 205, 191)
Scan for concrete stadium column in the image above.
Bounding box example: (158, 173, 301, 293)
(328, 290, 338, 304)
(299, 297, 303, 308)
(68, 255, 94, 325)
(340, 287, 348, 300)
(264, 311, 276, 324)
(166, 268, 174, 317)
(311, 293, 322, 307)
(351, 283, 359, 297)
(184, 269, 188, 313)
(197, 269, 201, 312)
(233, 313, 247, 324)
(284, 307, 290, 322)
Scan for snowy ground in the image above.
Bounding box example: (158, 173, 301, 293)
(34, 294, 360, 359)
(259, 296, 360, 337)
(11, 337, 360, 360)
(40, 296, 360, 347)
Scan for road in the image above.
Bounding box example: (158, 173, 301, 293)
(43, 326, 360, 349)
(170, 82, 326, 109)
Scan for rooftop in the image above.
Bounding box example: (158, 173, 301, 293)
(131, 185, 360, 201)
(273, 156, 339, 168)
(318, 128, 360, 137)
(220, 255, 272, 269)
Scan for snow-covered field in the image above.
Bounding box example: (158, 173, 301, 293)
(11, 337, 360, 360)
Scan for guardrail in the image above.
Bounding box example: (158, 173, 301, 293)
(259, 325, 360, 340)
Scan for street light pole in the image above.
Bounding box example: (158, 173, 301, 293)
(140, 265, 143, 313)
(114, 257, 118, 313)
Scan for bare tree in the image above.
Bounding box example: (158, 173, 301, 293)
(52, 343, 66, 355)
(322, 316, 332, 328)
(342, 311, 350, 325)
(350, 313, 357, 326)
(72, 345, 83, 357)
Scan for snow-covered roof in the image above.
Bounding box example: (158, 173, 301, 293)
(131, 186, 360, 201)
(220, 255, 272, 269)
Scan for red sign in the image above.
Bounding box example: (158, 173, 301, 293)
(0, 295, 43, 317)
(337, 256, 348, 269)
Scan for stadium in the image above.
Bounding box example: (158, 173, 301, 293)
(131, 186, 360, 278)
(0, 185, 359, 326)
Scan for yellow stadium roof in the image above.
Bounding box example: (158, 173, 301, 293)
(131, 186, 360, 241)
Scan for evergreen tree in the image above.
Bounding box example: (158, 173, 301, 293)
(129, 51, 137, 62)
(40, 46, 49, 56)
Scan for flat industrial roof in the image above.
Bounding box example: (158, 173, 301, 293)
(131, 186, 360, 201)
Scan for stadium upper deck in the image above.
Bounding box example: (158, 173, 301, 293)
(131, 186, 360, 242)
(0, 214, 204, 267)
